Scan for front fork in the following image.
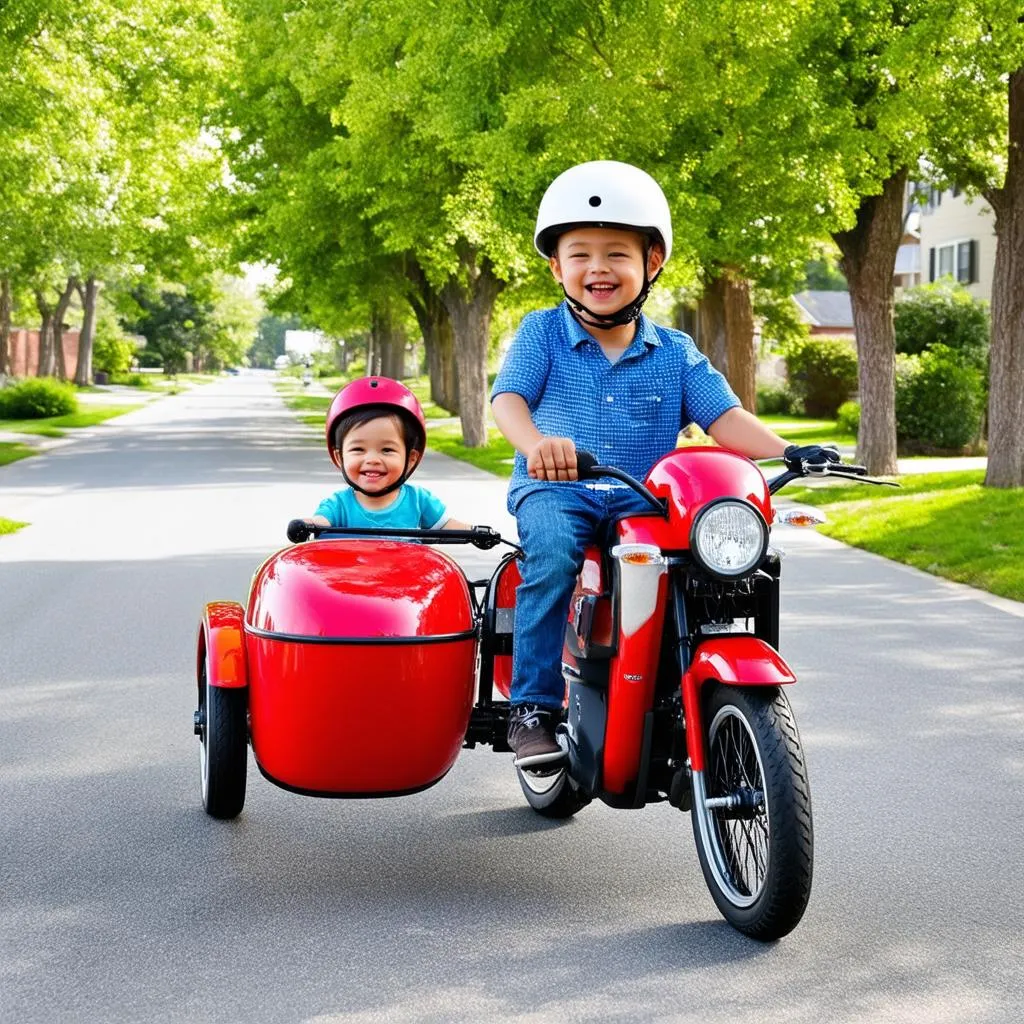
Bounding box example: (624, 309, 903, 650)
(669, 580, 796, 789)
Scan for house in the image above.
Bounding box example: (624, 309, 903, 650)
(5, 327, 81, 378)
(917, 187, 995, 302)
(894, 224, 923, 289)
(791, 290, 855, 336)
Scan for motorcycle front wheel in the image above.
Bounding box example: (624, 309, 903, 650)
(690, 684, 812, 941)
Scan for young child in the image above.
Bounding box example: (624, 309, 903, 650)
(491, 160, 838, 768)
(305, 376, 469, 531)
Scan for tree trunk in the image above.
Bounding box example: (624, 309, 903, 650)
(440, 249, 504, 448)
(983, 68, 1024, 488)
(407, 260, 459, 414)
(697, 276, 728, 377)
(52, 277, 77, 382)
(365, 331, 377, 376)
(35, 291, 55, 377)
(834, 167, 907, 475)
(0, 277, 11, 377)
(371, 302, 405, 379)
(75, 276, 100, 386)
(722, 271, 757, 412)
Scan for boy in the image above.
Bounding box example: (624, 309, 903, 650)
(305, 376, 469, 531)
(491, 161, 837, 768)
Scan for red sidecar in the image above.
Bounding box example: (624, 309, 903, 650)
(196, 538, 488, 811)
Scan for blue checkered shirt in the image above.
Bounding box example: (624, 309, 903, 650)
(491, 301, 740, 510)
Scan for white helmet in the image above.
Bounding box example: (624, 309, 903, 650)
(534, 160, 673, 262)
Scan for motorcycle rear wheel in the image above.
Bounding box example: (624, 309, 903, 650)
(690, 684, 812, 941)
(517, 764, 590, 819)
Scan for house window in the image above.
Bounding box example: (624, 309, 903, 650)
(929, 240, 977, 284)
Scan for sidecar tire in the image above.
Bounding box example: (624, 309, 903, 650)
(690, 684, 812, 941)
(199, 671, 247, 820)
(516, 765, 590, 819)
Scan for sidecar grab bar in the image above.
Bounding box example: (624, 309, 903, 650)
(287, 520, 521, 553)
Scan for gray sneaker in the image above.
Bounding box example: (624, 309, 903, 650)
(507, 704, 566, 768)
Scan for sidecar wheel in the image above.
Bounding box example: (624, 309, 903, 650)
(198, 662, 247, 820)
(690, 684, 812, 941)
(516, 765, 590, 819)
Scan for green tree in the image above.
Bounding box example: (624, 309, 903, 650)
(0, 1, 231, 382)
(923, 3, 1024, 487)
(249, 313, 300, 369)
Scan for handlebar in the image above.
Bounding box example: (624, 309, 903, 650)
(766, 461, 899, 495)
(575, 451, 668, 515)
(575, 448, 898, 502)
(286, 520, 516, 551)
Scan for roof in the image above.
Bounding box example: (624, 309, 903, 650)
(792, 290, 854, 329)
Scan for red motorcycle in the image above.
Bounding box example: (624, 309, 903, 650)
(194, 445, 891, 940)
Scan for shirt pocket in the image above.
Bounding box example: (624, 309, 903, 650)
(629, 394, 663, 426)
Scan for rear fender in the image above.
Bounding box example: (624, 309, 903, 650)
(681, 637, 795, 772)
(197, 601, 248, 693)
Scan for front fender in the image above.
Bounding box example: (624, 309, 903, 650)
(198, 601, 248, 691)
(682, 636, 795, 772)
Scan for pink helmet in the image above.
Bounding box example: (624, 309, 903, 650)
(325, 376, 427, 472)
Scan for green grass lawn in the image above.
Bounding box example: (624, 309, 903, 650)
(281, 376, 458, 425)
(0, 441, 36, 466)
(428, 422, 516, 475)
(0, 405, 142, 438)
(784, 470, 1023, 602)
(759, 414, 855, 447)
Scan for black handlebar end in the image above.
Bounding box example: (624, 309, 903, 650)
(471, 525, 501, 550)
(575, 450, 599, 479)
(287, 519, 312, 543)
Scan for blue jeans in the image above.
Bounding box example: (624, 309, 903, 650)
(511, 484, 654, 708)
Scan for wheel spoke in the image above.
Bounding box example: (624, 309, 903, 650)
(704, 703, 770, 902)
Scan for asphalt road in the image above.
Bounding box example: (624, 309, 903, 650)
(1, 372, 1022, 1024)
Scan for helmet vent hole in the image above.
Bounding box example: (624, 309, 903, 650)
(588, 195, 602, 207)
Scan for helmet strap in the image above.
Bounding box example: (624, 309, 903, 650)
(562, 246, 662, 331)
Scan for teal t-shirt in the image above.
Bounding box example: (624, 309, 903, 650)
(314, 484, 449, 530)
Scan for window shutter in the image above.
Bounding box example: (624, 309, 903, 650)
(929, 247, 935, 282)
(969, 240, 978, 284)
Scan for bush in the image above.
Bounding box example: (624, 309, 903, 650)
(780, 335, 859, 417)
(92, 306, 138, 376)
(136, 350, 164, 369)
(756, 382, 798, 416)
(0, 377, 79, 419)
(836, 400, 860, 437)
(894, 281, 989, 368)
(895, 345, 985, 452)
(93, 335, 136, 376)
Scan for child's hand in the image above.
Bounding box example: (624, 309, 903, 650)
(527, 437, 578, 481)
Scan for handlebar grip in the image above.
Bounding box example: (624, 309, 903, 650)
(828, 463, 868, 477)
(575, 450, 599, 479)
(287, 519, 312, 543)
(470, 526, 501, 550)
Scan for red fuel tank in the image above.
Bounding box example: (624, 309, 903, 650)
(245, 540, 477, 796)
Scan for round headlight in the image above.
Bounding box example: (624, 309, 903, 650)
(690, 499, 768, 578)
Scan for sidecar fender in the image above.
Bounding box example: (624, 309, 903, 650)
(197, 601, 248, 690)
(682, 637, 795, 772)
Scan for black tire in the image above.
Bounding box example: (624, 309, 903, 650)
(198, 660, 247, 820)
(690, 684, 812, 940)
(516, 764, 590, 819)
